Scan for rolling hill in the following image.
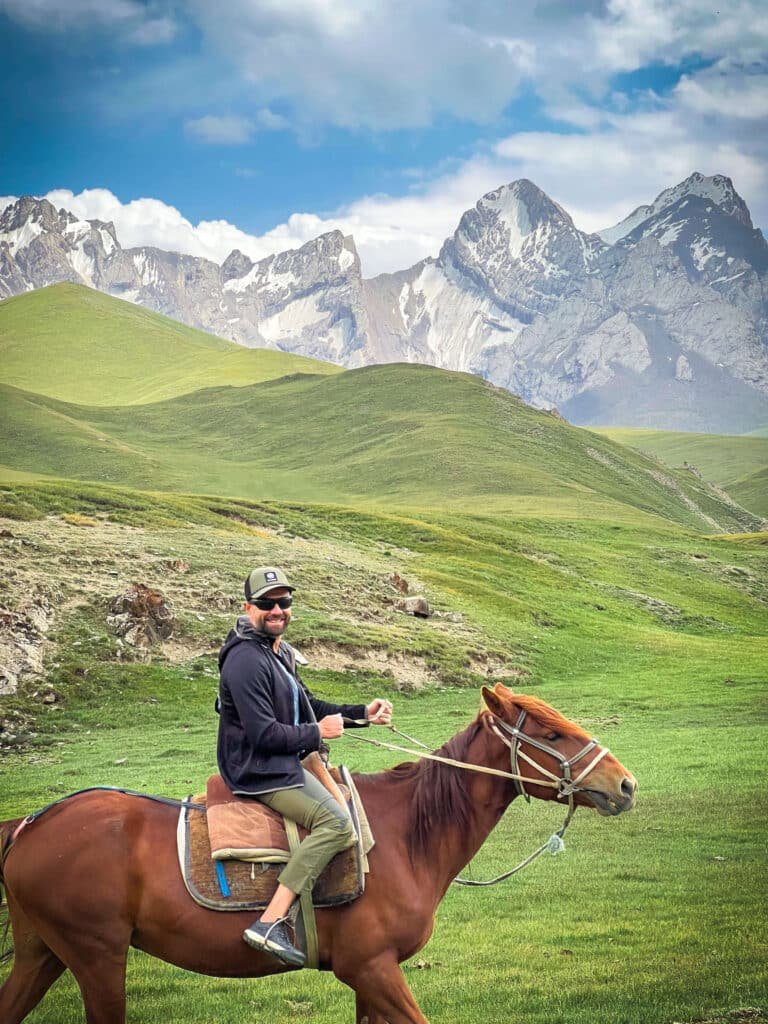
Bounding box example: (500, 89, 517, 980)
(0, 283, 341, 405)
(596, 428, 768, 518)
(0, 363, 761, 533)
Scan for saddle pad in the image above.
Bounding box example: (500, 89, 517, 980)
(206, 756, 352, 861)
(178, 767, 369, 911)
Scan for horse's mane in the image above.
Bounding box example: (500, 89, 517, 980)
(509, 693, 590, 740)
(382, 718, 485, 859)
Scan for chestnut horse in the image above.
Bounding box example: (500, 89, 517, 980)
(0, 685, 636, 1023)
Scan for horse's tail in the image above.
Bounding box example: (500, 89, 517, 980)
(0, 818, 23, 964)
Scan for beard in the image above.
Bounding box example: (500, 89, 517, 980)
(260, 612, 288, 636)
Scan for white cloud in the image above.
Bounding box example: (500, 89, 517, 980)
(188, 0, 528, 130)
(254, 108, 289, 131)
(675, 61, 768, 120)
(176, 0, 768, 133)
(128, 16, 177, 46)
(185, 115, 254, 145)
(0, 0, 177, 46)
(0, 0, 142, 28)
(587, 0, 768, 73)
(184, 109, 288, 145)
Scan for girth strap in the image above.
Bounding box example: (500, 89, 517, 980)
(284, 819, 319, 970)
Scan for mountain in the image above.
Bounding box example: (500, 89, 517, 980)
(0, 199, 367, 367)
(2, 173, 767, 432)
(0, 284, 340, 405)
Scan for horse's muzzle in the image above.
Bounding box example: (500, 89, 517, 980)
(584, 774, 637, 816)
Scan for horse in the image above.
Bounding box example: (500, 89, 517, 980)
(0, 684, 636, 1023)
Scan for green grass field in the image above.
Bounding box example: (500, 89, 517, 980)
(0, 284, 766, 1022)
(0, 481, 766, 1024)
(596, 428, 768, 518)
(1, 364, 762, 533)
(0, 284, 340, 405)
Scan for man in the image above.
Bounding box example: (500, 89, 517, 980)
(216, 565, 393, 968)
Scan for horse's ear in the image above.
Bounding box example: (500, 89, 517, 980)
(481, 685, 505, 719)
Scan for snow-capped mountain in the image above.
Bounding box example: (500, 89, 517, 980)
(0, 198, 368, 363)
(2, 172, 767, 432)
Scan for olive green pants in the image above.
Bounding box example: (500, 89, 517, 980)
(257, 768, 356, 896)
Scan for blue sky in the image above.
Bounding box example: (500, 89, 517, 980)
(1, 0, 766, 275)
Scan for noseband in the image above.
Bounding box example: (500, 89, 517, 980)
(489, 710, 611, 808)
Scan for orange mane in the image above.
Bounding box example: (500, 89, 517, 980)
(490, 690, 591, 741)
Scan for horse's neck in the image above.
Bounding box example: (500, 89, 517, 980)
(425, 761, 516, 895)
(357, 726, 517, 901)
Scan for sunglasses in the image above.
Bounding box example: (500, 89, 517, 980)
(250, 595, 293, 611)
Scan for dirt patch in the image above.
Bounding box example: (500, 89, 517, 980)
(466, 652, 530, 680)
(674, 1010, 766, 1024)
(300, 643, 439, 691)
(158, 639, 217, 664)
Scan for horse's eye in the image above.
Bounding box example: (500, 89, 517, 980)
(546, 732, 560, 742)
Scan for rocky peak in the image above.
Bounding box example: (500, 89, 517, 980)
(600, 172, 754, 244)
(447, 179, 576, 262)
(221, 248, 254, 283)
(0, 196, 61, 238)
(440, 179, 606, 312)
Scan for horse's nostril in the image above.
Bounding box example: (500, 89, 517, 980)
(621, 777, 636, 798)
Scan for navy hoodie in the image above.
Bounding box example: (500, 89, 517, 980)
(216, 618, 368, 795)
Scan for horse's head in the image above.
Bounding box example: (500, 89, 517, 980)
(480, 684, 636, 816)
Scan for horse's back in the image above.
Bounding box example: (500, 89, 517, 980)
(3, 791, 178, 919)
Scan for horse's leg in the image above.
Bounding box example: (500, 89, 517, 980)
(0, 901, 66, 1024)
(52, 938, 128, 1024)
(355, 992, 386, 1024)
(66, 949, 127, 1024)
(347, 956, 429, 1024)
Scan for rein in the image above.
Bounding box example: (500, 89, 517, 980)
(344, 711, 611, 887)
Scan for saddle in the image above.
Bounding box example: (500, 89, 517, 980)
(178, 754, 374, 913)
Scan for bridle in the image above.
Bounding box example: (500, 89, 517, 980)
(450, 708, 613, 887)
(344, 705, 616, 887)
(488, 708, 612, 813)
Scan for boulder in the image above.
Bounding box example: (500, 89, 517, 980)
(0, 594, 53, 695)
(107, 583, 175, 656)
(396, 596, 431, 618)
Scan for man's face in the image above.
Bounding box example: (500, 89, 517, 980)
(244, 587, 292, 638)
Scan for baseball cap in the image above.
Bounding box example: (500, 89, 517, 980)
(244, 566, 294, 602)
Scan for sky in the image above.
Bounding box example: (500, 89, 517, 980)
(1, 0, 767, 276)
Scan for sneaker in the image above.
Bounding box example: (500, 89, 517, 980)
(243, 917, 306, 967)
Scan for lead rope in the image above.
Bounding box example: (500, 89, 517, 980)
(343, 718, 609, 887)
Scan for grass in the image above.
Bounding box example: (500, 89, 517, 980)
(0, 292, 766, 1021)
(0, 362, 762, 534)
(596, 428, 768, 518)
(0, 283, 340, 405)
(1, 479, 766, 1024)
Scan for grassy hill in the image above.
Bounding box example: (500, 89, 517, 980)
(0, 478, 766, 1023)
(1, 286, 766, 1022)
(0, 283, 340, 405)
(596, 428, 768, 517)
(0, 365, 761, 532)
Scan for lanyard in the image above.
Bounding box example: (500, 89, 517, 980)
(271, 650, 300, 726)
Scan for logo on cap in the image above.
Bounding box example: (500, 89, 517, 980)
(265, 571, 278, 582)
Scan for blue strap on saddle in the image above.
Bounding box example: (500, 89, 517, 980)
(215, 860, 231, 897)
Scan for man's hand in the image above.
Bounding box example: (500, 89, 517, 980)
(319, 713, 344, 739)
(366, 699, 393, 725)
